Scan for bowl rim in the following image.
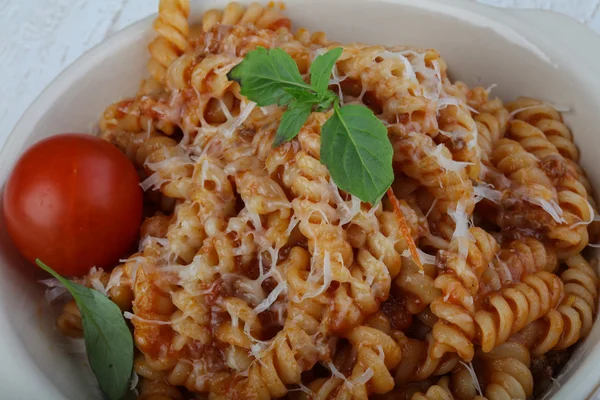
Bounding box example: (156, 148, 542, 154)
(3, 0, 600, 398)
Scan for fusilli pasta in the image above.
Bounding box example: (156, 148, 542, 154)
(50, 2, 600, 399)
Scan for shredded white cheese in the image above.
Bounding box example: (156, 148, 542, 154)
(401, 248, 436, 267)
(429, 144, 473, 173)
(425, 198, 439, 218)
(123, 311, 186, 325)
(570, 200, 595, 229)
(508, 103, 570, 120)
(253, 279, 285, 314)
(485, 83, 497, 94)
(327, 362, 374, 387)
(449, 201, 471, 260)
(460, 361, 483, 396)
(293, 251, 333, 302)
(222, 101, 256, 138)
(494, 255, 513, 283)
(473, 185, 502, 204)
(377, 51, 418, 85)
(140, 172, 166, 191)
(327, 178, 362, 225)
(524, 196, 566, 224)
(351, 368, 374, 385)
(105, 269, 123, 293)
(287, 383, 314, 395)
(129, 371, 139, 391)
(328, 361, 349, 381)
(449, 202, 470, 242)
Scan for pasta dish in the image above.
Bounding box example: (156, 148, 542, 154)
(51, 1, 600, 399)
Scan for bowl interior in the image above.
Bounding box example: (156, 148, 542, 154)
(1, 0, 599, 398)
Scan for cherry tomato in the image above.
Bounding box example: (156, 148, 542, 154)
(2, 133, 143, 276)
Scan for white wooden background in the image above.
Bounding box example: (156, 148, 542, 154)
(1, 0, 600, 147)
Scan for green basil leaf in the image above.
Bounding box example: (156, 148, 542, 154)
(282, 87, 322, 105)
(36, 259, 133, 400)
(315, 91, 337, 112)
(320, 104, 393, 204)
(227, 47, 312, 106)
(309, 47, 343, 95)
(273, 101, 313, 147)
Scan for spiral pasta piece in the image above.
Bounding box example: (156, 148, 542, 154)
(394, 332, 460, 385)
(391, 127, 474, 241)
(491, 138, 557, 210)
(480, 237, 558, 293)
(474, 271, 564, 353)
(507, 97, 578, 161)
(147, 0, 190, 85)
(395, 257, 441, 314)
(429, 228, 499, 361)
(478, 342, 534, 400)
(435, 84, 481, 180)
(462, 86, 510, 161)
(138, 378, 183, 400)
(411, 373, 487, 400)
(530, 254, 598, 355)
(504, 113, 591, 258)
(201, 2, 291, 32)
(336, 326, 402, 398)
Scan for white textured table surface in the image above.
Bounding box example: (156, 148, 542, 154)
(1, 0, 600, 146)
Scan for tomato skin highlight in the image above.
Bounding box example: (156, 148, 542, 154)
(2, 133, 143, 277)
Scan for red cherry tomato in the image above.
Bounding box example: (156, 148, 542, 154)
(2, 133, 143, 277)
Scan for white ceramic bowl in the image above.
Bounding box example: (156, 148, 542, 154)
(2, 0, 600, 399)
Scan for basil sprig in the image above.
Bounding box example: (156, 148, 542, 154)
(228, 46, 393, 204)
(37, 259, 133, 400)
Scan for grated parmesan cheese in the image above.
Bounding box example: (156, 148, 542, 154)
(87, 267, 108, 295)
(523, 195, 566, 224)
(460, 361, 483, 396)
(570, 199, 595, 229)
(508, 103, 570, 120)
(44, 286, 68, 304)
(123, 311, 187, 325)
(494, 255, 513, 283)
(140, 172, 167, 191)
(327, 361, 374, 387)
(425, 197, 439, 218)
(326, 178, 362, 225)
(129, 371, 139, 391)
(350, 368, 374, 385)
(401, 248, 436, 268)
(473, 185, 502, 204)
(327, 361, 349, 381)
(485, 83, 497, 94)
(449, 201, 471, 260)
(284, 214, 300, 237)
(222, 101, 256, 138)
(105, 269, 123, 294)
(253, 278, 286, 313)
(287, 383, 314, 395)
(436, 97, 461, 113)
(293, 251, 333, 302)
(449, 202, 470, 242)
(376, 51, 418, 86)
(429, 144, 473, 173)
